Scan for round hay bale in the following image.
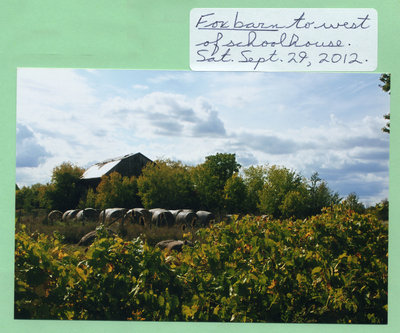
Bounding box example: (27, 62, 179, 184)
(75, 208, 99, 224)
(77, 228, 116, 247)
(149, 208, 163, 214)
(175, 210, 198, 230)
(134, 208, 152, 222)
(48, 210, 63, 223)
(99, 208, 128, 226)
(150, 209, 174, 227)
(196, 210, 215, 227)
(62, 209, 80, 222)
(76, 210, 85, 222)
(83, 208, 99, 220)
(156, 239, 194, 252)
(169, 209, 183, 219)
(125, 208, 151, 227)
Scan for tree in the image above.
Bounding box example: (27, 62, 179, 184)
(374, 198, 389, 221)
(137, 159, 196, 209)
(382, 113, 390, 134)
(243, 165, 267, 214)
(16, 185, 34, 211)
(95, 172, 139, 209)
(191, 163, 220, 211)
(16, 183, 51, 211)
(379, 74, 390, 134)
(204, 153, 241, 186)
(280, 189, 308, 219)
(379, 73, 390, 93)
(46, 162, 85, 211)
(224, 173, 247, 213)
(307, 172, 340, 216)
(191, 153, 241, 212)
(35, 183, 51, 209)
(342, 192, 365, 214)
(82, 188, 97, 209)
(258, 165, 305, 218)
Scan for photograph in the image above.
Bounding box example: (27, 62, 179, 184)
(14, 68, 389, 323)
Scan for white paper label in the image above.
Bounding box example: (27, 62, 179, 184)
(190, 8, 377, 71)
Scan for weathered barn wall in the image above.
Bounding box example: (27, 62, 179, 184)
(80, 152, 153, 190)
(112, 153, 153, 178)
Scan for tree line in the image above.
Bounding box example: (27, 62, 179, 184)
(15, 152, 388, 220)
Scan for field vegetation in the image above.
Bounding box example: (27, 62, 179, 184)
(15, 206, 388, 323)
(14, 152, 389, 322)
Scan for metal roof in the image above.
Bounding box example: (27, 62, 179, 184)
(81, 159, 120, 179)
(81, 153, 140, 180)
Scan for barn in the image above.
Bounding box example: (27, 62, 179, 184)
(80, 152, 153, 189)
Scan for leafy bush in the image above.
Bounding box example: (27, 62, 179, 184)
(181, 206, 387, 323)
(15, 205, 388, 323)
(137, 160, 196, 209)
(94, 172, 140, 209)
(46, 162, 85, 211)
(191, 153, 241, 212)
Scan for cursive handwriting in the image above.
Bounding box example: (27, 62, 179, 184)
(191, 9, 376, 71)
(217, 31, 343, 49)
(195, 12, 371, 32)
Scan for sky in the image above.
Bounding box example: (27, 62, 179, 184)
(16, 68, 390, 206)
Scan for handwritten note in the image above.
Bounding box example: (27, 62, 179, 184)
(190, 8, 377, 71)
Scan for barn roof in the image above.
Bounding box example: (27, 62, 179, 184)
(81, 152, 151, 180)
(81, 159, 120, 179)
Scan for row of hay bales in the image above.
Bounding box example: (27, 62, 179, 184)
(48, 208, 215, 229)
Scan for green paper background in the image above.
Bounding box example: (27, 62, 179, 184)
(1, 0, 398, 332)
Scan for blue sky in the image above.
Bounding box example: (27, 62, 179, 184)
(16, 69, 390, 206)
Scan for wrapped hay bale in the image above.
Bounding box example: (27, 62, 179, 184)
(125, 208, 152, 227)
(175, 210, 198, 230)
(62, 209, 80, 222)
(99, 208, 128, 227)
(76, 208, 99, 223)
(48, 210, 63, 223)
(155, 239, 194, 252)
(150, 208, 174, 227)
(196, 210, 215, 227)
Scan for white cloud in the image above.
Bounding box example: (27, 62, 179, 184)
(16, 68, 107, 185)
(99, 92, 227, 138)
(15, 69, 390, 205)
(17, 68, 97, 112)
(133, 84, 149, 90)
(16, 123, 52, 168)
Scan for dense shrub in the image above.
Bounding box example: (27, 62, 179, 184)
(137, 160, 196, 210)
(94, 172, 140, 209)
(15, 205, 388, 323)
(46, 162, 85, 211)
